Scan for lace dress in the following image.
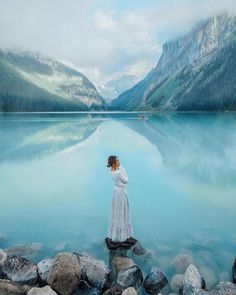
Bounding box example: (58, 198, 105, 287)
(107, 164, 134, 242)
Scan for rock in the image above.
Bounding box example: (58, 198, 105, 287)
(171, 253, 194, 273)
(0, 249, 7, 266)
(143, 268, 168, 294)
(105, 238, 137, 251)
(180, 283, 208, 295)
(0, 278, 32, 295)
(132, 241, 146, 256)
(75, 280, 100, 295)
(199, 266, 218, 290)
(121, 287, 137, 295)
(132, 248, 159, 274)
(184, 264, 206, 289)
(37, 259, 53, 284)
(112, 257, 135, 280)
(5, 243, 43, 261)
(0, 233, 7, 245)
(27, 285, 57, 295)
(0, 255, 38, 285)
(102, 284, 123, 295)
(48, 252, 81, 295)
(232, 258, 236, 284)
(209, 281, 236, 295)
(54, 242, 68, 252)
(73, 252, 109, 289)
(170, 274, 184, 292)
(117, 265, 143, 290)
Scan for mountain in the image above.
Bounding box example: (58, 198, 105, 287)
(98, 74, 138, 103)
(0, 48, 107, 111)
(109, 13, 236, 111)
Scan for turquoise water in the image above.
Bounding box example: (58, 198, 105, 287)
(0, 112, 236, 289)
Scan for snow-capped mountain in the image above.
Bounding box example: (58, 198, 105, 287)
(0, 48, 107, 111)
(109, 13, 236, 111)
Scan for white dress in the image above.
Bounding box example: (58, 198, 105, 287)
(107, 164, 134, 242)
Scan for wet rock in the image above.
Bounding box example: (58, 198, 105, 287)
(0, 233, 7, 245)
(37, 258, 53, 284)
(171, 253, 194, 273)
(209, 281, 236, 295)
(48, 252, 81, 295)
(232, 258, 236, 284)
(75, 280, 100, 295)
(121, 287, 137, 295)
(105, 238, 137, 251)
(5, 243, 43, 261)
(0, 278, 32, 295)
(184, 264, 206, 289)
(112, 257, 135, 280)
(73, 252, 109, 290)
(0, 255, 38, 285)
(143, 268, 168, 294)
(0, 249, 7, 266)
(170, 274, 184, 292)
(117, 265, 143, 290)
(102, 283, 123, 295)
(132, 241, 146, 256)
(27, 285, 57, 295)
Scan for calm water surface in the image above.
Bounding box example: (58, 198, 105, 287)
(0, 112, 236, 289)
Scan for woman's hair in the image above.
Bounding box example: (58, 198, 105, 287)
(107, 155, 117, 168)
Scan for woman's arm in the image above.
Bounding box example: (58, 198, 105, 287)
(119, 164, 128, 177)
(117, 170, 128, 184)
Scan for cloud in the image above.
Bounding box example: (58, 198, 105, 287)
(0, 0, 235, 99)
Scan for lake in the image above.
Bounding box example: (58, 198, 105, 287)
(0, 111, 236, 290)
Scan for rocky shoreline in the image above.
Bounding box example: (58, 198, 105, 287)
(0, 237, 236, 295)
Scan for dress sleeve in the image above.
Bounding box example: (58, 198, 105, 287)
(117, 171, 128, 184)
(119, 165, 128, 177)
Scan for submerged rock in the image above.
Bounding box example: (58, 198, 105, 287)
(73, 252, 110, 290)
(48, 252, 81, 295)
(5, 243, 43, 261)
(27, 285, 57, 295)
(170, 274, 184, 292)
(143, 268, 168, 294)
(199, 266, 218, 290)
(117, 265, 143, 290)
(184, 264, 206, 289)
(0, 255, 38, 285)
(171, 253, 194, 273)
(0, 278, 32, 295)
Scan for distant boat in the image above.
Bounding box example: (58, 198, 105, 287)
(138, 115, 149, 120)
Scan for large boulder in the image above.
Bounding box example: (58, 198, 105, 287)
(0, 255, 38, 285)
(47, 252, 81, 295)
(27, 285, 57, 295)
(112, 257, 135, 280)
(184, 264, 206, 289)
(117, 265, 143, 290)
(209, 281, 236, 295)
(73, 252, 109, 290)
(0, 278, 32, 295)
(37, 259, 53, 284)
(143, 268, 168, 294)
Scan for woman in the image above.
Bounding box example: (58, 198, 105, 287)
(106, 155, 137, 245)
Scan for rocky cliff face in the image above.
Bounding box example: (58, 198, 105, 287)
(109, 13, 236, 111)
(0, 49, 107, 111)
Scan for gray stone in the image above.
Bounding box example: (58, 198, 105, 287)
(0, 278, 32, 295)
(5, 243, 43, 261)
(75, 280, 100, 295)
(117, 265, 143, 290)
(184, 264, 206, 289)
(73, 252, 109, 289)
(27, 285, 57, 295)
(143, 268, 168, 294)
(181, 284, 208, 295)
(0, 255, 38, 285)
(209, 281, 236, 295)
(48, 252, 81, 295)
(233, 258, 236, 284)
(37, 258, 53, 283)
(121, 287, 137, 295)
(170, 274, 184, 292)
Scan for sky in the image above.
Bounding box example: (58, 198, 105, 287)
(0, 0, 236, 99)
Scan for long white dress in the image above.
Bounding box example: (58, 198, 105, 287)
(107, 164, 134, 242)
